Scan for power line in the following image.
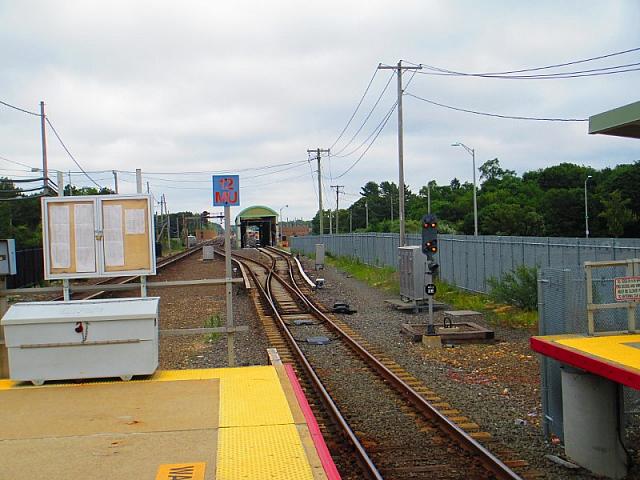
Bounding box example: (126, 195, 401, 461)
(0, 155, 37, 170)
(331, 71, 395, 156)
(416, 63, 640, 80)
(45, 118, 102, 188)
(333, 101, 398, 159)
(0, 99, 40, 116)
(0, 193, 49, 201)
(404, 91, 587, 122)
(409, 46, 640, 77)
(1, 177, 47, 183)
(328, 68, 379, 150)
(334, 102, 397, 179)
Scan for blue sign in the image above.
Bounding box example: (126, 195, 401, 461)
(212, 175, 240, 206)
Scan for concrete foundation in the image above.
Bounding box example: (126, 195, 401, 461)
(561, 367, 628, 479)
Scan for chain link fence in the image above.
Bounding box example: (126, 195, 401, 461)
(539, 266, 640, 441)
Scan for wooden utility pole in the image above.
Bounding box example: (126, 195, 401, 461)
(40, 101, 49, 192)
(377, 61, 422, 246)
(307, 148, 329, 234)
(331, 185, 344, 234)
(365, 201, 369, 229)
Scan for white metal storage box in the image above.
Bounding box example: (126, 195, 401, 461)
(1, 297, 160, 385)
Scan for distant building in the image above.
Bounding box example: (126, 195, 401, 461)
(281, 225, 311, 239)
(195, 229, 217, 241)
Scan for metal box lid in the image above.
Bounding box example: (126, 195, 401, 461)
(1, 297, 160, 325)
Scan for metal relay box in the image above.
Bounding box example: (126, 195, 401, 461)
(0, 239, 16, 275)
(399, 246, 430, 302)
(315, 243, 325, 269)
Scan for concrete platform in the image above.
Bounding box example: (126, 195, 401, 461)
(531, 333, 640, 390)
(0, 366, 339, 480)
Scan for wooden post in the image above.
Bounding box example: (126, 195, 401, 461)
(585, 263, 594, 335)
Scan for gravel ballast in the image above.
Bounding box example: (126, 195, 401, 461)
(299, 256, 639, 480)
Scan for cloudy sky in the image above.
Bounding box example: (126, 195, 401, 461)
(1, 1, 638, 224)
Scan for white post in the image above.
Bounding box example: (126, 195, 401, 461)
(58, 171, 71, 301)
(224, 205, 235, 367)
(136, 169, 147, 297)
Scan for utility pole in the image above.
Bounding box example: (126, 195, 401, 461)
(365, 201, 369, 229)
(349, 207, 353, 233)
(378, 61, 422, 246)
(308, 148, 329, 235)
(331, 185, 344, 234)
(113, 170, 119, 193)
(390, 194, 394, 222)
(427, 183, 431, 214)
(40, 101, 49, 192)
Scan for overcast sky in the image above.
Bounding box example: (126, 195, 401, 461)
(1, 1, 639, 224)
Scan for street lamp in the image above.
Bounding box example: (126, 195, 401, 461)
(279, 205, 288, 244)
(451, 142, 478, 236)
(584, 176, 592, 238)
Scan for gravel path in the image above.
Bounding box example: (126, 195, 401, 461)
(299, 257, 634, 480)
(101, 251, 270, 369)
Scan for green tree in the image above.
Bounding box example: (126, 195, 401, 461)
(599, 190, 635, 237)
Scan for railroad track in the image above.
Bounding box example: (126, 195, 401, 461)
(233, 246, 533, 480)
(53, 241, 215, 301)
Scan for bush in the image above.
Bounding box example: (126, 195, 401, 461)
(487, 265, 538, 311)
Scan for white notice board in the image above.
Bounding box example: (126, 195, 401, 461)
(42, 195, 156, 279)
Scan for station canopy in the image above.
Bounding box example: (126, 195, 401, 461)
(235, 205, 278, 248)
(234, 205, 277, 224)
(589, 100, 640, 139)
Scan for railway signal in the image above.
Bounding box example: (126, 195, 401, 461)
(422, 213, 438, 260)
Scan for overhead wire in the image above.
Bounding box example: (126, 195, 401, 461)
(333, 100, 398, 159)
(328, 68, 379, 150)
(410, 46, 640, 77)
(0, 99, 40, 117)
(404, 92, 587, 122)
(0, 155, 38, 170)
(45, 118, 102, 188)
(415, 64, 640, 79)
(331, 71, 395, 156)
(334, 102, 397, 179)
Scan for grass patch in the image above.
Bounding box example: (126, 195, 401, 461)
(434, 280, 537, 328)
(321, 253, 536, 329)
(327, 254, 400, 294)
(204, 313, 222, 342)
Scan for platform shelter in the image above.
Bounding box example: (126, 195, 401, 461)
(235, 206, 277, 248)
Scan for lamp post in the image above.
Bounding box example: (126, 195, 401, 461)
(279, 205, 288, 244)
(584, 175, 592, 238)
(452, 142, 478, 236)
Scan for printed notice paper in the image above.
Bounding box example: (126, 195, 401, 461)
(50, 205, 71, 268)
(103, 204, 125, 267)
(74, 203, 96, 272)
(125, 208, 146, 234)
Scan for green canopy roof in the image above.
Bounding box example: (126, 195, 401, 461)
(589, 101, 640, 139)
(234, 205, 277, 224)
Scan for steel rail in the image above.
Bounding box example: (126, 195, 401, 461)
(264, 246, 523, 480)
(237, 251, 383, 480)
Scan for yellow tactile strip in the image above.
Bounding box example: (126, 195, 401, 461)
(0, 366, 321, 480)
(557, 334, 640, 370)
(217, 424, 315, 480)
(218, 365, 295, 427)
